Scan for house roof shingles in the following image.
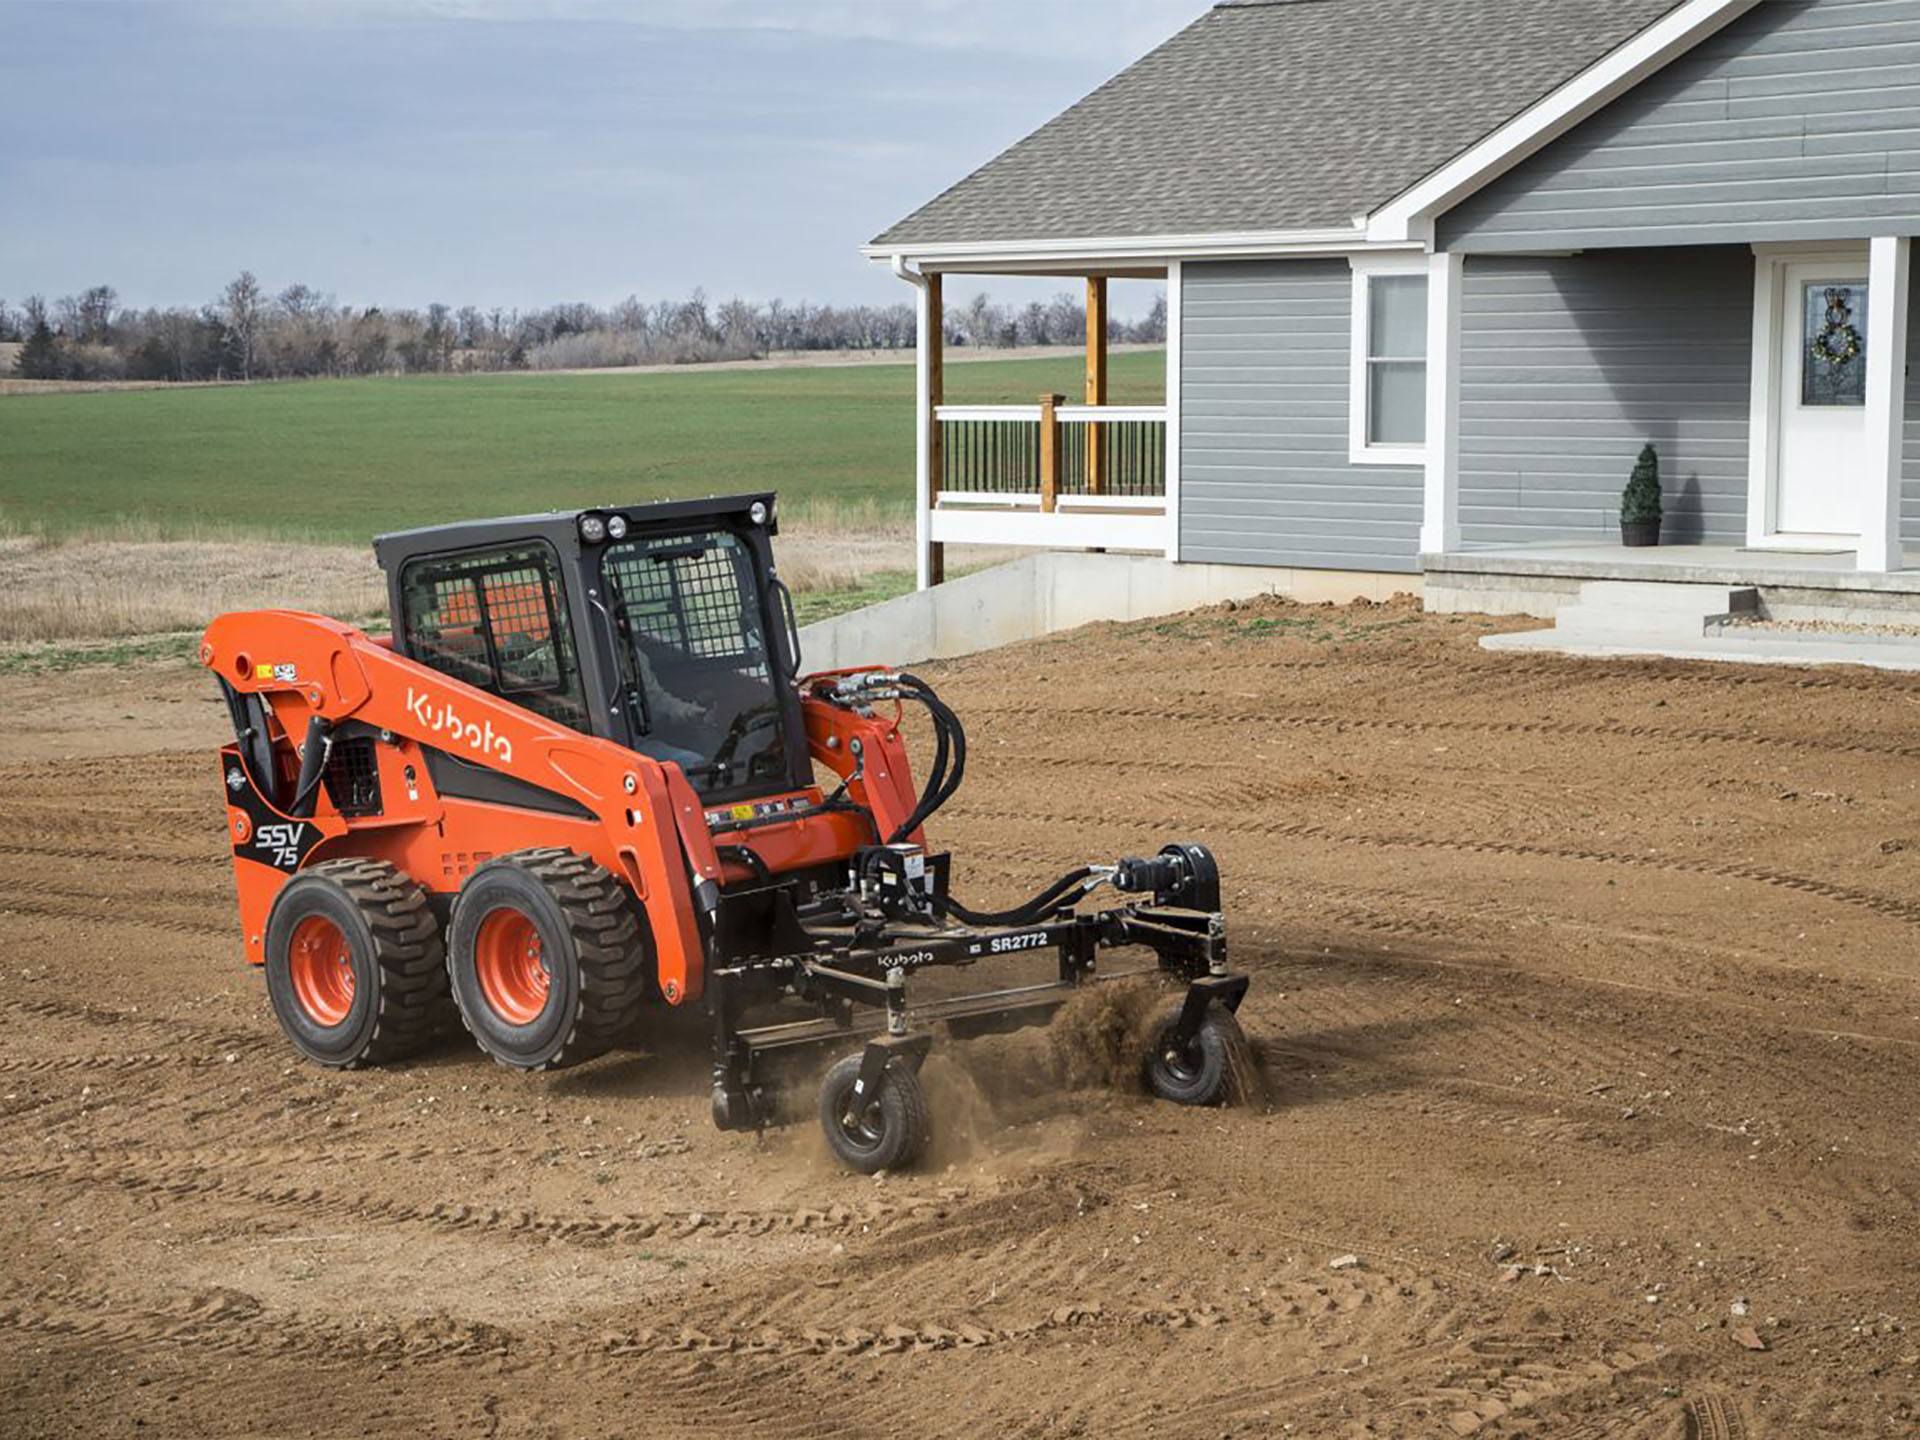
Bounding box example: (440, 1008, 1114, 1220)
(871, 0, 1687, 249)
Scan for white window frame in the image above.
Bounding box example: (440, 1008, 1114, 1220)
(1349, 253, 1431, 467)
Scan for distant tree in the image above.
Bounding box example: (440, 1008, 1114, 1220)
(219, 270, 266, 379)
(1044, 291, 1083, 346)
(454, 304, 486, 348)
(276, 283, 320, 318)
(959, 292, 998, 348)
(0, 299, 17, 342)
(14, 317, 62, 379)
(1130, 293, 1167, 344)
(75, 285, 117, 343)
(349, 308, 390, 374)
(717, 296, 759, 353)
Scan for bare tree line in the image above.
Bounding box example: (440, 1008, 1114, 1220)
(1, 274, 1167, 383)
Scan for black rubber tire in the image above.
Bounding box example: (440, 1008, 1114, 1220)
(1143, 1001, 1248, 1106)
(447, 848, 648, 1071)
(818, 1053, 930, 1174)
(264, 858, 450, 1068)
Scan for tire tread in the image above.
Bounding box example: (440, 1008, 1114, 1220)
(296, 858, 451, 1068)
(448, 847, 648, 1071)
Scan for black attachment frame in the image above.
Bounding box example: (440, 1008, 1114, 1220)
(705, 857, 1239, 1132)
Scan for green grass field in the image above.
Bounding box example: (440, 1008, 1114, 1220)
(0, 351, 1165, 542)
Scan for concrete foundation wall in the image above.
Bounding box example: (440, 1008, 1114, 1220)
(797, 552, 1420, 669)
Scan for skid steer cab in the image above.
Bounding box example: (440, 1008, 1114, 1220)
(202, 493, 1248, 1171)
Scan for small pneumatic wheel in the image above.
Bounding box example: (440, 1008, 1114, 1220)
(264, 858, 450, 1068)
(818, 1053, 930, 1174)
(447, 849, 648, 1072)
(1143, 1000, 1248, 1107)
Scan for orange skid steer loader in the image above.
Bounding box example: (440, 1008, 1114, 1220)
(202, 495, 1247, 1170)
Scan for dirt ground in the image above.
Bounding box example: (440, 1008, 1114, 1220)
(2, 597, 1917, 1439)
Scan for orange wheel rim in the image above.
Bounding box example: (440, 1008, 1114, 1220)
(474, 907, 550, 1026)
(288, 915, 355, 1027)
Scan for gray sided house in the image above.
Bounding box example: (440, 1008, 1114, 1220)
(867, 0, 1920, 615)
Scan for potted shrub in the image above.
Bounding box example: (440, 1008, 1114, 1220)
(1620, 442, 1662, 547)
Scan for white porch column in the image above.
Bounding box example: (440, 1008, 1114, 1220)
(1861, 235, 1911, 573)
(911, 270, 935, 590)
(1420, 250, 1465, 555)
(1163, 259, 1183, 561)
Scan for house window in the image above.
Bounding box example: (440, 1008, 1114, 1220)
(1349, 262, 1429, 465)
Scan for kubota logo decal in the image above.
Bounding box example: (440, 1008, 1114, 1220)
(406, 686, 514, 764)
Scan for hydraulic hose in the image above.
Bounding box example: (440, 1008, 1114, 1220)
(885, 672, 967, 845)
(935, 866, 1099, 928)
(847, 671, 1091, 922)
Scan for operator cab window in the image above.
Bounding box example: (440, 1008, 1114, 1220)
(399, 543, 589, 731)
(600, 527, 789, 796)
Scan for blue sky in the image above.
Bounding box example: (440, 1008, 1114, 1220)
(0, 0, 1199, 314)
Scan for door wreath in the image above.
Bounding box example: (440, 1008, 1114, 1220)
(1810, 286, 1862, 369)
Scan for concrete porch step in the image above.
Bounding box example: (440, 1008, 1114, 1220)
(1478, 574, 1920, 668)
(1548, 581, 1760, 643)
(1574, 580, 1760, 616)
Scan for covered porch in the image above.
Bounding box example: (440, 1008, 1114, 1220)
(1420, 235, 1920, 606)
(902, 263, 1177, 589)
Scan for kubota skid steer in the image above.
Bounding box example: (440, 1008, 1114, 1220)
(202, 494, 1247, 1170)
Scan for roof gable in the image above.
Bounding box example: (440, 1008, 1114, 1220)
(872, 0, 1689, 250)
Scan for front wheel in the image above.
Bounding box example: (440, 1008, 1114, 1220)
(447, 849, 648, 1071)
(818, 1053, 930, 1174)
(1143, 1002, 1249, 1106)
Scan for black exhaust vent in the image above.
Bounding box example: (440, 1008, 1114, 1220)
(322, 737, 383, 818)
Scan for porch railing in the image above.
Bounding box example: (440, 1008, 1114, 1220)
(935, 395, 1166, 511)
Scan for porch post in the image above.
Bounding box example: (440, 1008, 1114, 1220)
(1861, 235, 1910, 573)
(913, 271, 945, 590)
(1420, 250, 1465, 556)
(1085, 276, 1108, 495)
(1164, 260, 1182, 560)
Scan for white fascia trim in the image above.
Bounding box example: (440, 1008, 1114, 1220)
(862, 226, 1420, 270)
(1348, 254, 1431, 468)
(1365, 0, 1761, 244)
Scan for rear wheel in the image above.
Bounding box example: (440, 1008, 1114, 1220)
(264, 859, 450, 1068)
(447, 848, 648, 1071)
(818, 1053, 930, 1174)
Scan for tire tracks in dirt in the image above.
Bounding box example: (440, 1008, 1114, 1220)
(958, 804, 1920, 931)
(0, 996, 270, 1053)
(0, 1150, 982, 1250)
(967, 701, 1920, 763)
(0, 841, 224, 870)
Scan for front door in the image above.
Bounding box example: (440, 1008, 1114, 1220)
(1775, 261, 1870, 537)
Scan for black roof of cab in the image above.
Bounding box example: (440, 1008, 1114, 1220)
(371, 492, 779, 576)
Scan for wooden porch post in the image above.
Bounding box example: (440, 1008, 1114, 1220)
(1038, 392, 1063, 513)
(1085, 276, 1108, 496)
(925, 272, 945, 586)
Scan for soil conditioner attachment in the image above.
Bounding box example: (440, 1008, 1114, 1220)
(201, 494, 1248, 1170)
